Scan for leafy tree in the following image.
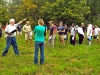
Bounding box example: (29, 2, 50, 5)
(40, 0, 91, 25)
(0, 0, 8, 25)
(87, 0, 100, 25)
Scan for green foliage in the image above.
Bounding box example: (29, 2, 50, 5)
(0, 0, 100, 26)
(87, 0, 100, 25)
(40, 0, 90, 24)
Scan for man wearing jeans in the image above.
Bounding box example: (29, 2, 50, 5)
(2, 18, 26, 56)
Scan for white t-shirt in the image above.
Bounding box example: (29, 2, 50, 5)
(5, 24, 18, 37)
(87, 25, 92, 36)
(78, 27, 84, 36)
(94, 28, 100, 35)
(70, 27, 76, 36)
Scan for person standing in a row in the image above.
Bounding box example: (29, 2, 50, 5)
(47, 21, 55, 48)
(0, 25, 2, 41)
(76, 25, 84, 44)
(93, 25, 100, 42)
(23, 21, 32, 46)
(87, 23, 92, 45)
(33, 19, 45, 65)
(70, 23, 76, 45)
(2, 18, 26, 56)
(17, 24, 22, 39)
(4, 23, 8, 39)
(81, 23, 86, 33)
(58, 22, 65, 46)
(64, 24, 69, 42)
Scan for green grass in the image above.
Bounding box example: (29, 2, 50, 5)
(0, 34, 100, 75)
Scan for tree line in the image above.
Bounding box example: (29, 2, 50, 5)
(0, 0, 100, 27)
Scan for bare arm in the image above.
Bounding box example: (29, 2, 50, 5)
(17, 18, 27, 25)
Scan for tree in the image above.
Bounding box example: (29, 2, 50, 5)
(0, 0, 8, 25)
(40, 0, 90, 25)
(87, 0, 100, 25)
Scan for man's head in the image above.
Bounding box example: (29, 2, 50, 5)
(9, 19, 15, 25)
(87, 23, 90, 26)
(59, 22, 63, 26)
(72, 23, 75, 27)
(81, 22, 84, 26)
(76, 25, 78, 28)
(49, 21, 54, 26)
(64, 24, 67, 28)
(26, 21, 30, 25)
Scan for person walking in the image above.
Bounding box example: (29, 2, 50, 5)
(2, 18, 26, 56)
(33, 19, 45, 65)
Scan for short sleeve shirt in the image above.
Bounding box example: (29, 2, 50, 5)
(94, 28, 100, 35)
(17, 25, 22, 32)
(49, 26, 54, 36)
(34, 25, 45, 42)
(58, 26, 65, 35)
(5, 24, 18, 37)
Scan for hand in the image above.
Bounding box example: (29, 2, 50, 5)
(26, 30, 29, 33)
(8, 33, 13, 35)
(23, 18, 27, 21)
(59, 30, 61, 32)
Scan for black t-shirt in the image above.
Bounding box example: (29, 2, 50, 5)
(43, 25, 46, 36)
(0, 28, 2, 37)
(49, 26, 54, 36)
(17, 25, 22, 32)
(58, 26, 65, 35)
(82, 26, 86, 32)
(64, 27, 68, 35)
(0, 28, 2, 33)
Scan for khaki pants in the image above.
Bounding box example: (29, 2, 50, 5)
(25, 33, 32, 40)
(59, 35, 64, 41)
(17, 31, 22, 36)
(47, 35, 55, 48)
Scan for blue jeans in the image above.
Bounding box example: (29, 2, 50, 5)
(2, 36, 19, 56)
(34, 41, 44, 65)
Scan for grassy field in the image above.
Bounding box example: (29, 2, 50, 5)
(0, 33, 100, 75)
